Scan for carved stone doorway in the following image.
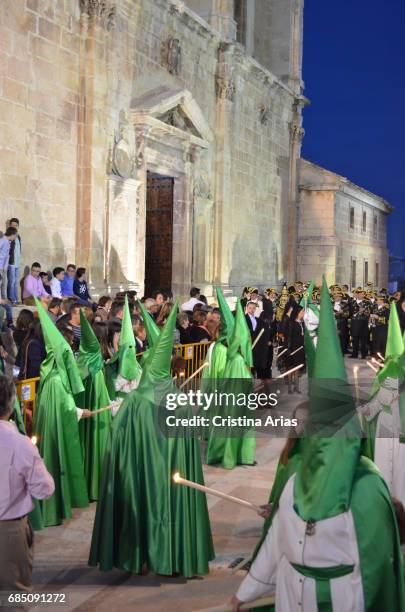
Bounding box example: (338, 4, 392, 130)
(144, 171, 174, 296)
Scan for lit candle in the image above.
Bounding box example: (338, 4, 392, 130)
(353, 366, 360, 403)
(377, 352, 385, 362)
(366, 361, 378, 373)
(275, 363, 304, 379)
(173, 473, 262, 513)
(31, 435, 37, 445)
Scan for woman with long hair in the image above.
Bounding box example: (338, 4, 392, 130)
(16, 319, 46, 380)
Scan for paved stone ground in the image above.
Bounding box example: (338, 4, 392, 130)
(26, 358, 374, 612)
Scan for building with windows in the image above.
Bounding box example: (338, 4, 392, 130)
(297, 159, 392, 288)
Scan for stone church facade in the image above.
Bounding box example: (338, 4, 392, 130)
(0, 0, 305, 297)
(0, 0, 389, 296)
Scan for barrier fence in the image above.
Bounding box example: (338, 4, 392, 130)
(15, 341, 213, 430)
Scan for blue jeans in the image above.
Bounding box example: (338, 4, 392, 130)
(7, 265, 20, 303)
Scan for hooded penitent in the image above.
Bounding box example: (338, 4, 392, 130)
(76, 309, 112, 501)
(238, 277, 405, 611)
(361, 302, 405, 505)
(33, 298, 88, 527)
(105, 295, 142, 398)
(205, 298, 255, 469)
(89, 301, 214, 577)
(136, 299, 160, 366)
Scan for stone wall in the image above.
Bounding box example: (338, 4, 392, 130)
(0, 0, 303, 297)
(297, 159, 391, 287)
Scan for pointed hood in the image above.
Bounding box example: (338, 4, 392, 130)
(375, 302, 405, 386)
(139, 301, 178, 387)
(35, 298, 84, 396)
(77, 309, 104, 378)
(227, 298, 253, 367)
(216, 287, 235, 344)
(117, 295, 142, 381)
(137, 299, 161, 349)
(294, 277, 361, 522)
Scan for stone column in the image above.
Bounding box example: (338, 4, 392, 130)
(210, 0, 237, 40)
(105, 176, 141, 291)
(213, 42, 235, 290)
(287, 104, 305, 282)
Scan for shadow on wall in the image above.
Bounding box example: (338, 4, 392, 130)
(228, 227, 279, 292)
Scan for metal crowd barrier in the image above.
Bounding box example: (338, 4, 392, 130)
(15, 342, 213, 424)
(15, 376, 40, 431)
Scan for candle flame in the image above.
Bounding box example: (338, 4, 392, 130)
(31, 436, 37, 445)
(173, 472, 181, 483)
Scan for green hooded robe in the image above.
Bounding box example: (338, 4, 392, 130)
(89, 302, 214, 577)
(33, 299, 88, 527)
(77, 309, 112, 501)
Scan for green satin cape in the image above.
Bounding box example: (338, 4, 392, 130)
(251, 455, 405, 612)
(77, 369, 112, 501)
(89, 380, 214, 577)
(33, 369, 89, 526)
(205, 352, 256, 469)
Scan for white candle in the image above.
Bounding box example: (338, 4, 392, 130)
(353, 366, 360, 403)
(371, 357, 383, 368)
(276, 347, 288, 359)
(31, 435, 37, 446)
(289, 345, 303, 357)
(275, 363, 304, 379)
(377, 352, 385, 362)
(366, 361, 378, 373)
(173, 473, 262, 513)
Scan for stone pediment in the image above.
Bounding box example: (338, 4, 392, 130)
(131, 87, 213, 148)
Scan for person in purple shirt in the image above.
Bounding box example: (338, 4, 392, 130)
(61, 263, 76, 297)
(0, 375, 54, 594)
(22, 262, 50, 305)
(0, 227, 18, 300)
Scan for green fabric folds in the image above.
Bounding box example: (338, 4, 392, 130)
(34, 299, 88, 526)
(89, 302, 214, 577)
(304, 328, 316, 379)
(294, 277, 361, 522)
(216, 287, 235, 344)
(77, 310, 112, 501)
(137, 299, 161, 366)
(291, 562, 354, 612)
(205, 298, 255, 469)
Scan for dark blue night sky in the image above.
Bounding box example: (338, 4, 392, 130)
(302, 0, 405, 257)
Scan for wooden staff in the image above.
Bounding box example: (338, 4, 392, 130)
(179, 362, 209, 389)
(251, 327, 264, 350)
(173, 473, 262, 513)
(276, 347, 288, 359)
(289, 345, 303, 357)
(275, 363, 304, 379)
(192, 595, 276, 612)
(371, 357, 383, 368)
